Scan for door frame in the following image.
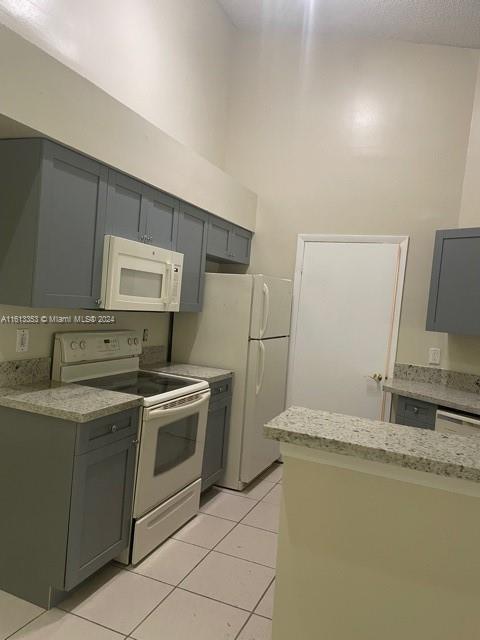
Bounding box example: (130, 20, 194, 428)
(287, 234, 409, 420)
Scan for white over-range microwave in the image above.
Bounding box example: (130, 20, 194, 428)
(100, 235, 184, 312)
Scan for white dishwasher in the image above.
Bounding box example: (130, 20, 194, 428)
(435, 409, 480, 437)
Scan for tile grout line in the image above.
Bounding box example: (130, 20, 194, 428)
(126, 508, 249, 639)
(4, 609, 48, 640)
(233, 574, 276, 640)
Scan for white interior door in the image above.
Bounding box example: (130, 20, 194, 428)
(241, 337, 289, 483)
(288, 237, 407, 421)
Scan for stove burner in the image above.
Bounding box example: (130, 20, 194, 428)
(82, 371, 197, 398)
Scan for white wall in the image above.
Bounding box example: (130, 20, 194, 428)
(460, 62, 480, 228)
(0, 0, 233, 167)
(0, 306, 170, 361)
(224, 32, 480, 371)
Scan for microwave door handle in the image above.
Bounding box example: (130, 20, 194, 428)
(165, 263, 173, 303)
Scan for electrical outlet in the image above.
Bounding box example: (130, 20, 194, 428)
(16, 329, 29, 353)
(428, 347, 441, 366)
(142, 328, 149, 343)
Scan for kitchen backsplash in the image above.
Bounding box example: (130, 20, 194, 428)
(394, 363, 480, 394)
(0, 357, 52, 386)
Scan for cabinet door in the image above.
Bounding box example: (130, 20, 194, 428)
(207, 216, 231, 260)
(176, 203, 208, 312)
(105, 170, 149, 242)
(202, 396, 231, 491)
(146, 190, 179, 249)
(33, 141, 108, 308)
(426, 228, 480, 335)
(64, 436, 137, 590)
(230, 227, 252, 264)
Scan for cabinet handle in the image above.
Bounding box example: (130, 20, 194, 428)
(148, 235, 153, 242)
(110, 424, 118, 433)
(413, 407, 419, 414)
(132, 439, 139, 446)
(96, 298, 103, 306)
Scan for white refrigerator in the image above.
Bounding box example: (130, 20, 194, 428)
(172, 273, 293, 490)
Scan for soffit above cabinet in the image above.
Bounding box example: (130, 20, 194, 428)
(0, 24, 257, 232)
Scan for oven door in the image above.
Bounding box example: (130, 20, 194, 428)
(101, 235, 176, 311)
(133, 390, 211, 518)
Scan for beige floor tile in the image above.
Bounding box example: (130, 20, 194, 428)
(173, 513, 236, 549)
(241, 501, 280, 533)
(180, 551, 275, 611)
(132, 589, 248, 640)
(131, 539, 208, 585)
(200, 488, 257, 522)
(218, 475, 276, 501)
(60, 564, 172, 635)
(255, 581, 275, 619)
(264, 464, 283, 484)
(9, 609, 123, 639)
(0, 590, 44, 640)
(237, 614, 272, 640)
(215, 525, 278, 568)
(261, 484, 282, 506)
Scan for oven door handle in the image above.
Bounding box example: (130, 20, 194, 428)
(143, 393, 210, 421)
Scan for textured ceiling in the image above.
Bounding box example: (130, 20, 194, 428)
(217, 0, 480, 48)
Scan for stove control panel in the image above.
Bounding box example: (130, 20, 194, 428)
(54, 330, 142, 364)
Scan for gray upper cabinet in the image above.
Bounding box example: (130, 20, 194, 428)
(147, 190, 179, 249)
(176, 203, 208, 312)
(230, 226, 252, 264)
(426, 228, 480, 336)
(207, 216, 231, 259)
(0, 138, 107, 309)
(206, 215, 252, 265)
(106, 170, 149, 242)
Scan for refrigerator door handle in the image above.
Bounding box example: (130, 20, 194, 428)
(260, 283, 270, 338)
(256, 340, 266, 395)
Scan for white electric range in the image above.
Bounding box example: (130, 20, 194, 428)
(52, 330, 210, 564)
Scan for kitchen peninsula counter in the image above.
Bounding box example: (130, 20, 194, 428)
(264, 406, 480, 640)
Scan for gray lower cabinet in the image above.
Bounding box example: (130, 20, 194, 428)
(426, 227, 480, 336)
(0, 406, 139, 608)
(176, 203, 209, 312)
(207, 215, 252, 265)
(393, 395, 437, 430)
(65, 434, 137, 590)
(0, 138, 107, 309)
(202, 377, 232, 491)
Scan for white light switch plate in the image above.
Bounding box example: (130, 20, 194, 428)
(16, 329, 29, 353)
(428, 347, 441, 365)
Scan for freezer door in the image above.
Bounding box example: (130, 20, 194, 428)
(250, 275, 293, 339)
(241, 337, 289, 483)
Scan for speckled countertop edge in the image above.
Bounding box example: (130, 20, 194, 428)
(143, 362, 233, 383)
(265, 406, 480, 483)
(383, 379, 480, 416)
(0, 382, 142, 423)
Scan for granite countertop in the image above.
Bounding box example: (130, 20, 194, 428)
(0, 381, 142, 423)
(265, 406, 480, 483)
(143, 362, 233, 383)
(383, 378, 480, 416)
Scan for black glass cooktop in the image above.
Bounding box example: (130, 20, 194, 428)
(82, 371, 196, 398)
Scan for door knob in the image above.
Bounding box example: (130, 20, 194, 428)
(368, 373, 383, 382)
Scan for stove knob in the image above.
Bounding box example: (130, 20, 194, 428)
(79, 340, 86, 350)
(128, 338, 133, 346)
(134, 337, 139, 345)
(70, 341, 78, 350)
